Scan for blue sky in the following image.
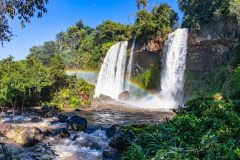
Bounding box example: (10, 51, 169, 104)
(0, 0, 181, 60)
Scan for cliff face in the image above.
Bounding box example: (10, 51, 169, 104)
(129, 15, 240, 98)
(185, 17, 240, 98)
(130, 38, 165, 90)
(187, 18, 239, 73)
(132, 39, 164, 75)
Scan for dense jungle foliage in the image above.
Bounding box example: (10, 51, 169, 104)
(0, 55, 94, 112)
(120, 92, 240, 160)
(28, 3, 177, 71)
(179, 0, 240, 29)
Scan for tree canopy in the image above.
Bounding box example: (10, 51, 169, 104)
(178, 0, 239, 29)
(0, 0, 48, 44)
(134, 3, 178, 41)
(136, 0, 148, 10)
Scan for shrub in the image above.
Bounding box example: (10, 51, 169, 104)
(69, 96, 81, 108)
(120, 94, 240, 160)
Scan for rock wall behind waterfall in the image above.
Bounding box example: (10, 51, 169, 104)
(185, 17, 240, 98)
(130, 38, 165, 91)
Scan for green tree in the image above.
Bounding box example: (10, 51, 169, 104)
(228, 65, 240, 99)
(0, 0, 48, 44)
(49, 55, 66, 91)
(95, 20, 131, 44)
(178, 0, 232, 29)
(136, 0, 148, 10)
(28, 41, 57, 65)
(56, 32, 66, 52)
(134, 3, 178, 41)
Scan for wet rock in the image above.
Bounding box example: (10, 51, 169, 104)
(41, 105, 51, 114)
(67, 115, 87, 131)
(58, 114, 68, 123)
(52, 128, 70, 139)
(21, 127, 45, 146)
(41, 105, 53, 118)
(41, 105, 58, 118)
(99, 94, 113, 101)
(2, 125, 44, 146)
(0, 123, 12, 135)
(0, 143, 12, 159)
(106, 124, 121, 138)
(103, 148, 118, 159)
(44, 130, 52, 137)
(31, 116, 42, 123)
(109, 132, 129, 150)
(118, 91, 130, 100)
(74, 109, 81, 112)
(72, 135, 79, 141)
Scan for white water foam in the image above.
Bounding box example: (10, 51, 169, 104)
(94, 41, 128, 99)
(158, 28, 188, 108)
(125, 38, 136, 91)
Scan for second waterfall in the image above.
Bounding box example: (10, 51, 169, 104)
(94, 41, 135, 99)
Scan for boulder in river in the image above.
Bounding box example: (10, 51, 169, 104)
(6, 127, 44, 146)
(106, 124, 121, 138)
(98, 94, 113, 101)
(103, 148, 118, 159)
(31, 116, 43, 123)
(0, 123, 12, 135)
(109, 131, 129, 150)
(58, 114, 69, 123)
(21, 127, 45, 146)
(67, 115, 87, 131)
(41, 105, 53, 117)
(0, 123, 44, 146)
(41, 105, 51, 113)
(52, 128, 70, 139)
(118, 91, 130, 100)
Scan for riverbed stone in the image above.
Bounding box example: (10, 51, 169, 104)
(58, 114, 68, 123)
(52, 128, 70, 139)
(106, 124, 121, 138)
(0, 123, 12, 135)
(109, 131, 129, 150)
(21, 127, 45, 146)
(99, 94, 113, 101)
(31, 116, 43, 123)
(118, 91, 130, 100)
(103, 148, 118, 159)
(67, 115, 87, 131)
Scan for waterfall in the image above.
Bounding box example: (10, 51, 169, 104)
(95, 29, 188, 110)
(125, 38, 136, 90)
(159, 28, 188, 107)
(94, 41, 128, 99)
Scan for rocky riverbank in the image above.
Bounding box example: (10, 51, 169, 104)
(0, 103, 172, 160)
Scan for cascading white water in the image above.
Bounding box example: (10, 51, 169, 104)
(94, 41, 128, 99)
(95, 29, 188, 110)
(125, 38, 136, 90)
(159, 28, 188, 108)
